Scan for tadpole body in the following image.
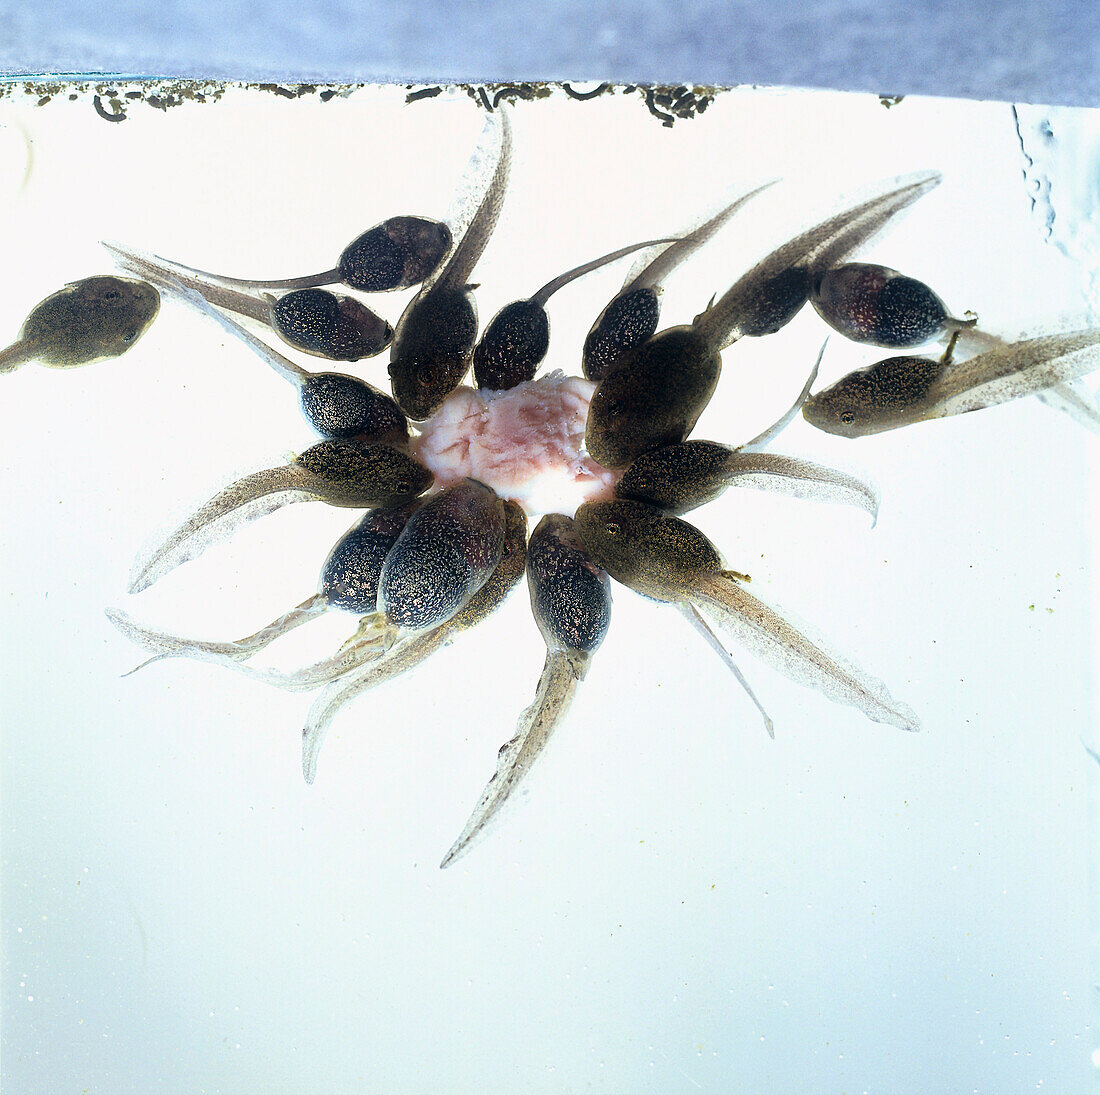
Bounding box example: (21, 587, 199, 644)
(269, 288, 394, 361)
(585, 326, 721, 469)
(811, 263, 974, 348)
(0, 275, 160, 374)
(379, 479, 507, 631)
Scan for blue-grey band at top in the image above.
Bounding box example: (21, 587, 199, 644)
(0, 0, 1097, 108)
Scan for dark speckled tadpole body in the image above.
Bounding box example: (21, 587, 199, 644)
(526, 515, 612, 654)
(270, 288, 393, 361)
(380, 480, 506, 631)
(0, 274, 160, 374)
(293, 440, 432, 507)
(585, 325, 721, 470)
(574, 498, 721, 601)
(811, 263, 972, 348)
(616, 440, 742, 514)
(299, 372, 408, 443)
(388, 285, 479, 418)
(474, 298, 549, 390)
(736, 265, 812, 338)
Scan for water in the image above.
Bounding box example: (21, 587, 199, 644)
(1, 82, 1097, 1094)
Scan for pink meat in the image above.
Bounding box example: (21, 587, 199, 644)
(411, 371, 621, 515)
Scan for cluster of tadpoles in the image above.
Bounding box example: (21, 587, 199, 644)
(8, 108, 1100, 865)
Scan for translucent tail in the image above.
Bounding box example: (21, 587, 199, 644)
(127, 466, 315, 594)
(927, 327, 1100, 419)
(107, 595, 327, 667)
(678, 603, 774, 739)
(691, 571, 920, 733)
(301, 626, 452, 784)
(440, 648, 587, 868)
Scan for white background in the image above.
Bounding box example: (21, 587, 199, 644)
(1, 85, 1097, 1093)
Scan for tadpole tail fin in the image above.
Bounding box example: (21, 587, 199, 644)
(441, 647, 586, 868)
(927, 327, 1100, 420)
(691, 571, 920, 733)
(127, 466, 316, 594)
(301, 626, 452, 785)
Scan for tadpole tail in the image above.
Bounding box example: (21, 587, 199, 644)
(528, 237, 681, 308)
(804, 171, 942, 275)
(106, 595, 328, 668)
(236, 614, 393, 693)
(714, 451, 879, 525)
(127, 466, 316, 594)
(926, 327, 1100, 420)
(440, 647, 587, 869)
(622, 179, 778, 294)
(691, 571, 920, 733)
(738, 340, 825, 452)
(149, 274, 309, 386)
(434, 107, 512, 290)
(678, 603, 774, 739)
(104, 243, 273, 325)
(1036, 377, 1100, 434)
(0, 340, 31, 373)
(103, 237, 341, 289)
(301, 625, 452, 785)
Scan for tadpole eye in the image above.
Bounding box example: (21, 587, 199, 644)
(122, 329, 136, 343)
(105, 289, 121, 301)
(605, 521, 621, 536)
(418, 367, 437, 387)
(841, 411, 855, 425)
